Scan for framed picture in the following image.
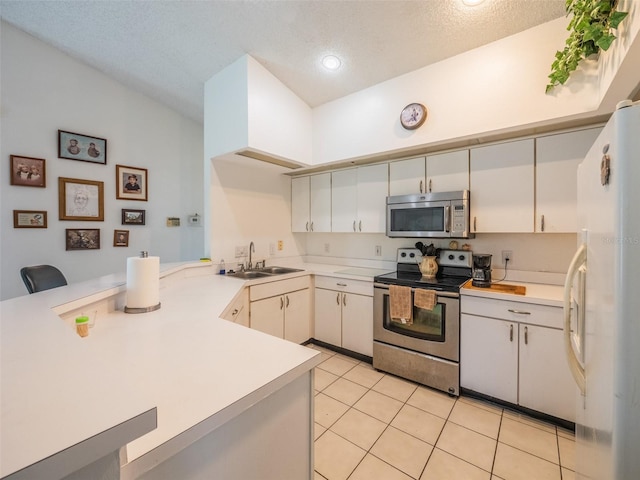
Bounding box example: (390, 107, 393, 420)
(13, 210, 47, 228)
(58, 130, 107, 164)
(113, 229, 129, 247)
(10, 155, 46, 187)
(122, 208, 145, 225)
(65, 228, 100, 250)
(116, 164, 148, 201)
(59, 177, 105, 221)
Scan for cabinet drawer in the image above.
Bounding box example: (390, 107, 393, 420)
(314, 276, 373, 296)
(250, 276, 311, 301)
(461, 295, 562, 329)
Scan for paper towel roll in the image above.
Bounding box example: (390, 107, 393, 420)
(126, 256, 160, 311)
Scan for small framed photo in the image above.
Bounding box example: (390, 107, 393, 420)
(113, 229, 130, 247)
(122, 209, 145, 225)
(10, 155, 46, 187)
(58, 130, 107, 164)
(116, 164, 148, 201)
(59, 177, 104, 221)
(13, 210, 47, 228)
(65, 228, 100, 250)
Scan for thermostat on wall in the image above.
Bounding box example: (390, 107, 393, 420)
(188, 214, 201, 226)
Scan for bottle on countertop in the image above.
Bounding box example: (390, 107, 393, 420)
(219, 259, 225, 275)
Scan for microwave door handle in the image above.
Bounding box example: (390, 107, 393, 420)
(444, 205, 451, 232)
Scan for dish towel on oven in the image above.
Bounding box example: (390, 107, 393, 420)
(414, 288, 437, 310)
(389, 285, 413, 324)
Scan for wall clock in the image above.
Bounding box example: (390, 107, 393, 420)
(400, 103, 427, 130)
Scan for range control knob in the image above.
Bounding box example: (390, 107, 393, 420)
(448, 254, 454, 260)
(459, 255, 466, 261)
(400, 252, 406, 257)
(409, 252, 415, 258)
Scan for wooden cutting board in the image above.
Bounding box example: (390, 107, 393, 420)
(464, 281, 526, 295)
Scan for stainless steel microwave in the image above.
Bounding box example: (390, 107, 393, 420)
(386, 190, 474, 238)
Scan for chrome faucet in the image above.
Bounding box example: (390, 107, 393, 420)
(248, 241, 255, 270)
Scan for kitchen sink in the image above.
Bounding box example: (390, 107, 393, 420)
(226, 271, 272, 279)
(226, 266, 303, 279)
(256, 266, 303, 275)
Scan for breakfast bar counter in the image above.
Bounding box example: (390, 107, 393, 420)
(0, 262, 321, 480)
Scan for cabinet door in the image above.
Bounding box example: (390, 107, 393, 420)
(284, 289, 311, 344)
(356, 163, 388, 233)
(535, 128, 601, 233)
(460, 314, 518, 403)
(426, 150, 469, 193)
(314, 288, 342, 346)
(341, 293, 373, 357)
(331, 169, 358, 232)
(222, 288, 249, 327)
(291, 176, 310, 232)
(251, 296, 284, 339)
(470, 139, 534, 233)
(389, 157, 425, 195)
(310, 173, 331, 232)
(519, 324, 578, 422)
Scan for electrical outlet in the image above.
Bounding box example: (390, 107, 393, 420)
(502, 250, 513, 265)
(235, 246, 247, 258)
(375, 245, 382, 256)
(277, 240, 283, 251)
(324, 243, 330, 253)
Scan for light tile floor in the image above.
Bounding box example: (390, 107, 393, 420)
(311, 345, 576, 480)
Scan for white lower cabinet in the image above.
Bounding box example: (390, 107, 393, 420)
(221, 288, 249, 327)
(250, 277, 311, 344)
(461, 295, 577, 422)
(314, 276, 373, 357)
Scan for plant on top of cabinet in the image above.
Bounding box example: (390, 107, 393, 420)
(546, 0, 628, 92)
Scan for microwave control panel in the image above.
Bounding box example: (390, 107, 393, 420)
(451, 204, 467, 236)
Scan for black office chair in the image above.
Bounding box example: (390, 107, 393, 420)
(20, 265, 68, 294)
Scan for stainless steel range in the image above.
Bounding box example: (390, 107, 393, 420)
(373, 248, 473, 396)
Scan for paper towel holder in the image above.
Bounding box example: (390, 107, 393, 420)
(124, 251, 162, 314)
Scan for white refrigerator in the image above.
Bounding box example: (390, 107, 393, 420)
(564, 100, 640, 479)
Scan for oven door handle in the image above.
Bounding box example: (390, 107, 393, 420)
(374, 284, 460, 298)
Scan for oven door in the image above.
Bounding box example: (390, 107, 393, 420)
(373, 284, 459, 362)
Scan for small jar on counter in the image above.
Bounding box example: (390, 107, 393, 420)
(75, 316, 89, 338)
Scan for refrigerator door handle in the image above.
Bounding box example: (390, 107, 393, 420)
(563, 243, 587, 395)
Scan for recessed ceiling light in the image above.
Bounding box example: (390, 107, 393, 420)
(322, 55, 342, 71)
(462, 0, 485, 5)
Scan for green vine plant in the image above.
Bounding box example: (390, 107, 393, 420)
(546, 0, 628, 93)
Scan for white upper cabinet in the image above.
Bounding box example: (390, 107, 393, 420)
(426, 150, 469, 193)
(332, 164, 388, 233)
(291, 176, 310, 232)
(389, 151, 468, 196)
(470, 139, 534, 233)
(535, 127, 601, 233)
(291, 173, 331, 233)
(389, 157, 425, 195)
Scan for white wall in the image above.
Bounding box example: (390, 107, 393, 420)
(207, 154, 304, 270)
(0, 22, 204, 300)
(311, 17, 603, 165)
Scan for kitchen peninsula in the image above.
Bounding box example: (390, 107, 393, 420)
(0, 262, 321, 480)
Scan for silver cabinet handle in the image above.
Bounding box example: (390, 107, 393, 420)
(524, 326, 528, 345)
(508, 309, 531, 315)
(353, 220, 356, 232)
(510, 324, 513, 342)
(280, 297, 284, 310)
(336, 283, 347, 287)
(419, 180, 424, 193)
(473, 216, 477, 231)
(336, 293, 340, 305)
(343, 293, 347, 306)
(232, 308, 238, 316)
(305, 221, 309, 232)
(541, 214, 545, 232)
(358, 220, 362, 232)
(285, 295, 290, 308)
(428, 179, 432, 193)
(310, 221, 314, 232)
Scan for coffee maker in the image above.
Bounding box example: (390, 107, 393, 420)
(472, 254, 492, 287)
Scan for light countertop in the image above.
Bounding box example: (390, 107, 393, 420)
(461, 279, 564, 307)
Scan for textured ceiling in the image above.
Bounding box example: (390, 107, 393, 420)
(0, 0, 567, 123)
